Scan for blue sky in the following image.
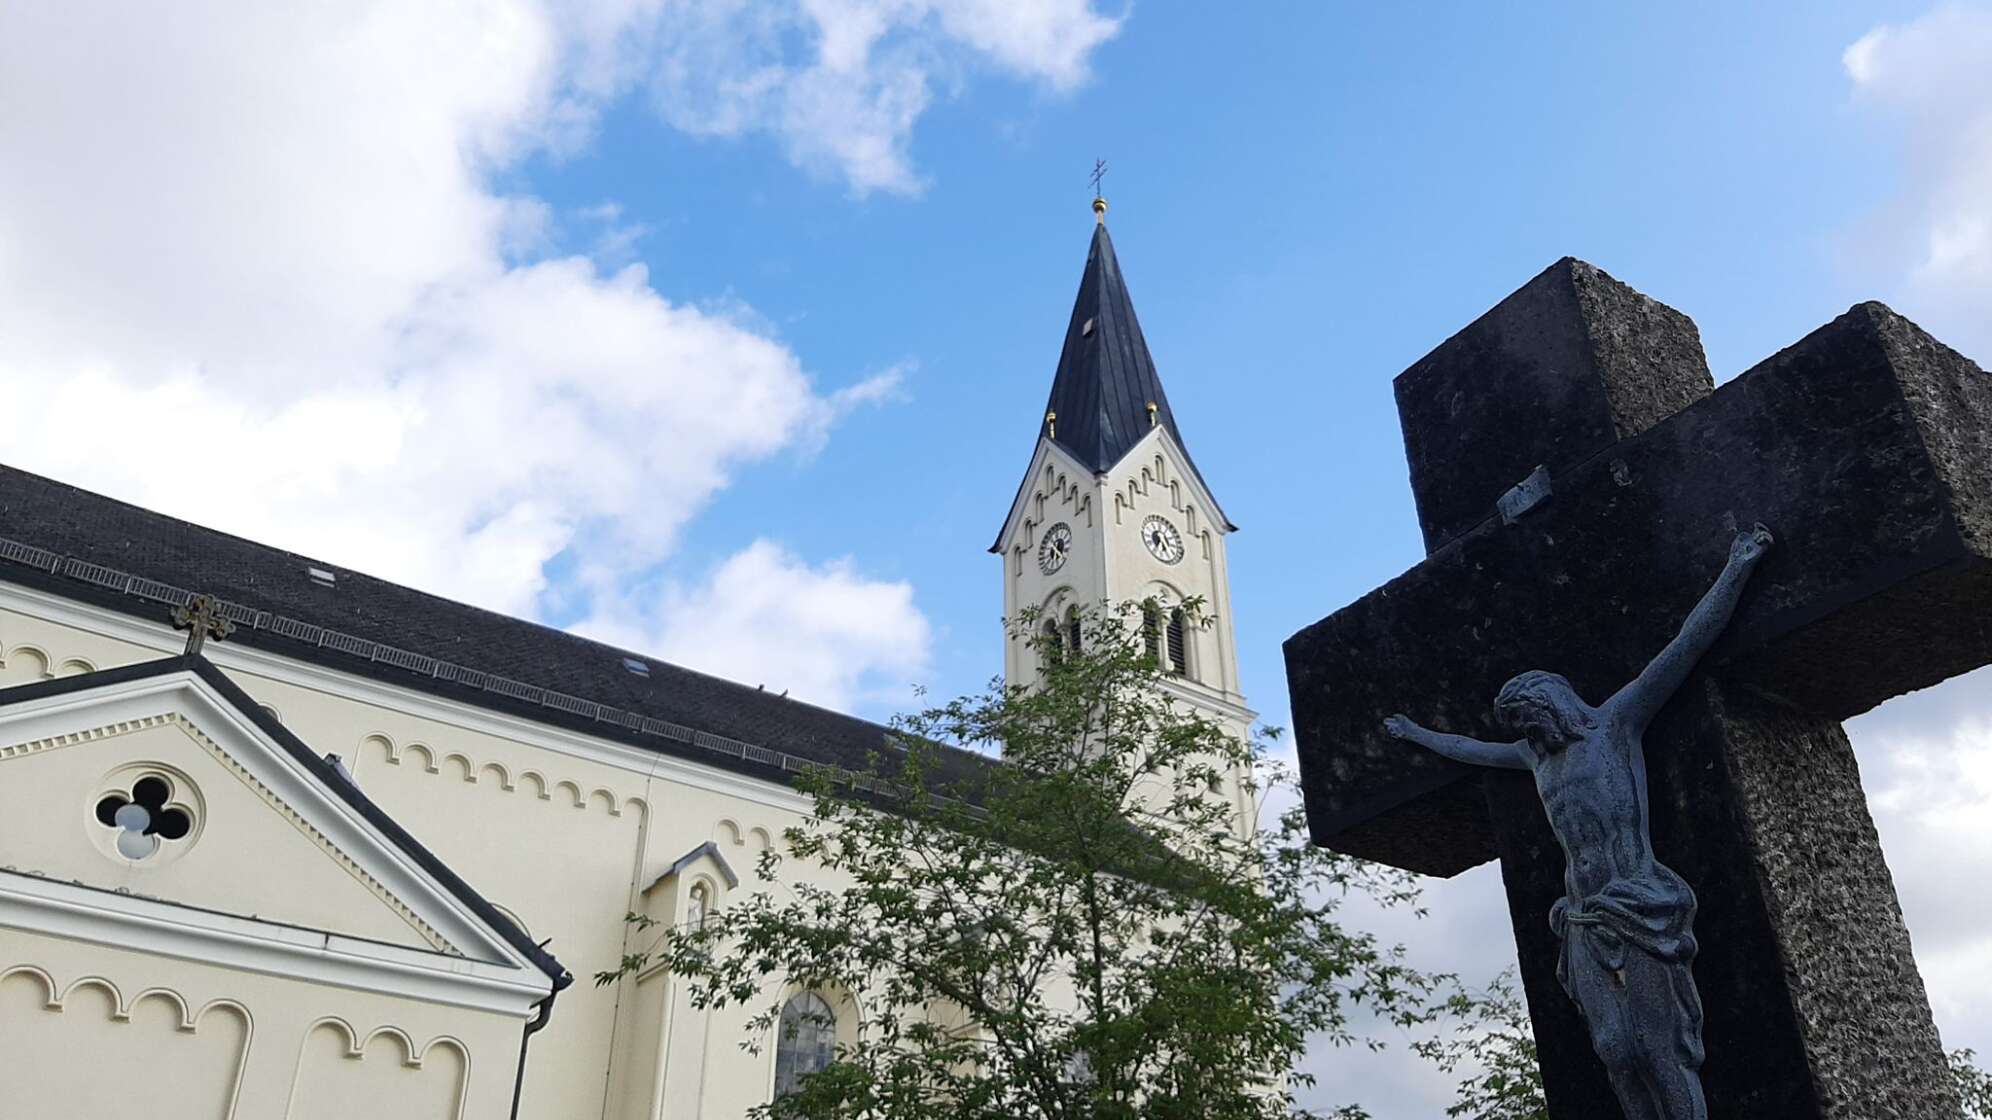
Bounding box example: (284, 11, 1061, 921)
(517, 0, 1979, 718)
(3, 2, 1990, 1114)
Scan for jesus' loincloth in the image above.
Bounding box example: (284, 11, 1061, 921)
(1549, 867, 1706, 1074)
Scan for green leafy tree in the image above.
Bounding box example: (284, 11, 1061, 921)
(1955, 1049, 1992, 1119)
(1416, 970, 1546, 1120)
(599, 602, 1437, 1119)
(1419, 978, 1992, 1120)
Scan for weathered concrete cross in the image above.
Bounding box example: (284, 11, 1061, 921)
(1284, 259, 1992, 1118)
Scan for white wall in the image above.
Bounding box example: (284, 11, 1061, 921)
(0, 592, 841, 1118)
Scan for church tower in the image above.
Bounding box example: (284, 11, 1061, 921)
(991, 199, 1257, 825)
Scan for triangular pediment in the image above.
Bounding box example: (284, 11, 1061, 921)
(0, 658, 563, 1009)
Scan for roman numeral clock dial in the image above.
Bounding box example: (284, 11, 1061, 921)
(1141, 515, 1184, 564)
(1038, 522, 1073, 575)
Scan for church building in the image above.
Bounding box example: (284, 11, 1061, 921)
(0, 205, 1251, 1118)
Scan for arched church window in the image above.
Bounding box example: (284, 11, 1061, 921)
(773, 991, 837, 1098)
(1041, 619, 1064, 667)
(1166, 608, 1189, 679)
(1065, 606, 1082, 655)
(1142, 601, 1162, 665)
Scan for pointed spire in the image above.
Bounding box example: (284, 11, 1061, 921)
(1036, 215, 1233, 528)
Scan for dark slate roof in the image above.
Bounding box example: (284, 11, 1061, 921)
(1018, 221, 1233, 538)
(0, 463, 990, 796)
(0, 655, 570, 989)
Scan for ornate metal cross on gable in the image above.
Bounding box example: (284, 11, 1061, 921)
(1284, 259, 1992, 1119)
(172, 594, 234, 656)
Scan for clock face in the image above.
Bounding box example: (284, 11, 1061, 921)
(1141, 515, 1184, 564)
(1038, 522, 1072, 575)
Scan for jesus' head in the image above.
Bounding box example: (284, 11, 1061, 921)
(1495, 670, 1595, 750)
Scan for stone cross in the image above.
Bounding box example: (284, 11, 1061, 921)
(171, 594, 234, 656)
(1283, 259, 1992, 1119)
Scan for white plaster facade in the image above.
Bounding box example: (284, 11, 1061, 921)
(0, 655, 557, 1118)
(0, 589, 855, 1118)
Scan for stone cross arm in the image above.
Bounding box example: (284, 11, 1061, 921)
(1285, 274, 1992, 878)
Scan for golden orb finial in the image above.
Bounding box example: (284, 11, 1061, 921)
(1092, 196, 1108, 223)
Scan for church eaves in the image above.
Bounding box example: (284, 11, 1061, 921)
(0, 463, 993, 799)
(995, 218, 1233, 551)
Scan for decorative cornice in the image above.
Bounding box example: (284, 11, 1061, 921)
(0, 641, 97, 680)
(0, 870, 546, 1016)
(0, 711, 169, 763)
(0, 963, 252, 1118)
(365, 732, 645, 820)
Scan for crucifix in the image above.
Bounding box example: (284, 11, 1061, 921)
(172, 594, 235, 656)
(1284, 258, 1992, 1118)
(1089, 158, 1108, 199)
(1387, 522, 1774, 1120)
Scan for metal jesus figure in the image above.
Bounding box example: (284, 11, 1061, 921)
(1385, 524, 1775, 1120)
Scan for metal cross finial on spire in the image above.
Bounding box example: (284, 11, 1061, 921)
(1090, 159, 1108, 222)
(172, 595, 235, 657)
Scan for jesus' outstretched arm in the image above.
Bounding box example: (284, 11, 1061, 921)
(1610, 523, 1775, 731)
(1383, 714, 1532, 770)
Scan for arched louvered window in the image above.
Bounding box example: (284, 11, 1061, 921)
(1142, 601, 1162, 665)
(1042, 618, 1064, 667)
(774, 992, 837, 1098)
(1166, 607, 1189, 678)
(1065, 607, 1082, 655)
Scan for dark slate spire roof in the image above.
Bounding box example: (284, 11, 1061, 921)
(1035, 221, 1233, 528)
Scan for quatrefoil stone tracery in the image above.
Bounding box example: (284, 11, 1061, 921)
(95, 775, 193, 860)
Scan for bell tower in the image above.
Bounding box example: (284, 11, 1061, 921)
(990, 198, 1257, 825)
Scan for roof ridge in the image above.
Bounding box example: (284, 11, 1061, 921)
(0, 462, 1001, 793)
(0, 532, 1002, 799)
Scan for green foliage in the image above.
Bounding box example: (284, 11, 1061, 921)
(1956, 1049, 1992, 1119)
(1415, 979, 1992, 1120)
(1414, 970, 1546, 1120)
(598, 601, 1439, 1119)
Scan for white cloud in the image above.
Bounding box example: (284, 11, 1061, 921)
(0, 1, 933, 703)
(642, 0, 1123, 194)
(1847, 666, 1992, 1057)
(1844, 3, 1992, 357)
(579, 539, 932, 711)
(1843, 1, 1992, 1056)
